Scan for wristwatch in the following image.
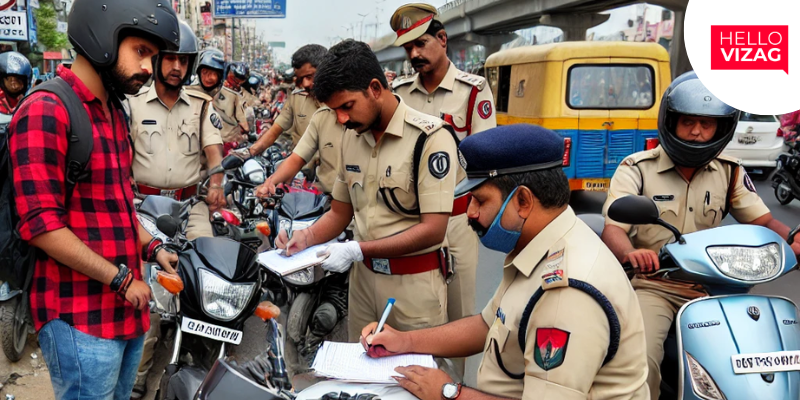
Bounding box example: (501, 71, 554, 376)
(442, 383, 462, 400)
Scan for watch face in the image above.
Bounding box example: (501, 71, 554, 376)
(443, 383, 458, 398)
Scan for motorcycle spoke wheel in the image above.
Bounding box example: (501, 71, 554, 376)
(1, 296, 29, 362)
(775, 185, 795, 205)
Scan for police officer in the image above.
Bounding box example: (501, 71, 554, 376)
(242, 45, 327, 157)
(128, 22, 225, 241)
(601, 72, 800, 400)
(390, 3, 496, 355)
(276, 40, 458, 341)
(360, 124, 650, 400)
(215, 62, 250, 143)
(0, 52, 32, 114)
(242, 73, 263, 108)
(187, 48, 225, 97)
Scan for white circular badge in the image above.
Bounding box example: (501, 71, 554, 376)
(685, 0, 800, 114)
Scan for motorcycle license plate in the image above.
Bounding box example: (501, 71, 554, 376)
(581, 178, 609, 192)
(731, 350, 800, 374)
(180, 316, 243, 345)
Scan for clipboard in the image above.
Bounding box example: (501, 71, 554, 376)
(257, 241, 335, 276)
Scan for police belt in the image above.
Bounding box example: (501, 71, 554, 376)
(136, 183, 198, 201)
(365, 249, 447, 276)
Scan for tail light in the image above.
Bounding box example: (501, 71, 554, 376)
(777, 128, 784, 137)
(645, 138, 660, 150)
(562, 138, 572, 167)
(220, 209, 241, 226)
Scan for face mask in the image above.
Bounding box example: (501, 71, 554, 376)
(474, 187, 523, 254)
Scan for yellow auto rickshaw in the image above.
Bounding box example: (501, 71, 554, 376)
(485, 41, 671, 191)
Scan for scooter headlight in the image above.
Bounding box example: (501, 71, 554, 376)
(707, 244, 782, 281)
(685, 352, 726, 400)
(284, 266, 315, 285)
(199, 269, 256, 321)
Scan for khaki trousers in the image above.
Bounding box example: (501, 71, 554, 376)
(444, 214, 478, 377)
(634, 286, 690, 400)
(347, 261, 448, 341)
(185, 202, 214, 240)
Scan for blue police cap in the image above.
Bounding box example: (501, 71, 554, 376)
(455, 124, 565, 196)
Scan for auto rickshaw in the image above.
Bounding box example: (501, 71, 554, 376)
(484, 41, 671, 191)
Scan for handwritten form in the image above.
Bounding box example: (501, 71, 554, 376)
(257, 241, 335, 276)
(311, 342, 437, 384)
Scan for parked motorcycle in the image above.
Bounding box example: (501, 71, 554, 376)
(772, 141, 800, 205)
(608, 195, 800, 400)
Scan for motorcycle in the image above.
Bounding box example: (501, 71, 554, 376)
(608, 195, 800, 400)
(137, 186, 268, 400)
(772, 141, 800, 205)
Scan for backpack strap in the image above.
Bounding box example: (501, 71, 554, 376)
(410, 125, 460, 214)
(722, 162, 739, 219)
(26, 78, 93, 201)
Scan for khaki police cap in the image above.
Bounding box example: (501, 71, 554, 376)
(390, 3, 439, 47)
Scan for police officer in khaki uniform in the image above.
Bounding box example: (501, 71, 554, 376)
(242, 74, 263, 109)
(390, 5, 496, 360)
(360, 124, 649, 400)
(215, 62, 250, 143)
(275, 40, 458, 340)
(255, 106, 349, 196)
(601, 72, 800, 400)
(243, 45, 327, 157)
(186, 48, 225, 98)
(129, 23, 225, 398)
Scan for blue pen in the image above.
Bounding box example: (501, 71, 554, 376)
(375, 298, 395, 334)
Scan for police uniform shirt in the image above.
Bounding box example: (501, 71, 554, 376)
(186, 84, 220, 98)
(242, 90, 262, 108)
(275, 88, 321, 147)
(603, 146, 769, 253)
(478, 207, 649, 400)
(292, 107, 350, 194)
(332, 96, 457, 255)
(213, 86, 248, 143)
(129, 85, 223, 189)
(393, 62, 496, 141)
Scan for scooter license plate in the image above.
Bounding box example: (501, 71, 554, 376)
(180, 316, 243, 345)
(731, 350, 800, 374)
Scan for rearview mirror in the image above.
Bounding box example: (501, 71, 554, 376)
(221, 154, 245, 170)
(608, 196, 660, 225)
(156, 215, 180, 239)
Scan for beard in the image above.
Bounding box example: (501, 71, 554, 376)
(109, 63, 151, 95)
(468, 218, 488, 237)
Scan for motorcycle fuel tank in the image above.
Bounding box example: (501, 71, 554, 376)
(677, 295, 800, 399)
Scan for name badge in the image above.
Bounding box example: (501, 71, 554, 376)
(142, 120, 158, 125)
(346, 165, 361, 173)
(653, 195, 675, 202)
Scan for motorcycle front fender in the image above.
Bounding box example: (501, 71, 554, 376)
(677, 295, 800, 400)
(165, 364, 208, 400)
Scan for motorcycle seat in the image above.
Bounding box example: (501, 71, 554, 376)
(280, 191, 327, 220)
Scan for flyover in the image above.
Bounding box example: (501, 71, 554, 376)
(373, 0, 690, 78)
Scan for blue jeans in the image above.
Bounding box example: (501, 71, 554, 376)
(38, 319, 145, 400)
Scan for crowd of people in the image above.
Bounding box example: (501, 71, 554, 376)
(1, 1, 800, 400)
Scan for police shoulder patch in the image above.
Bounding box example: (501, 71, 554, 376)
(428, 152, 450, 179)
(542, 239, 568, 290)
(209, 113, 223, 130)
(743, 172, 757, 193)
(455, 71, 486, 90)
(533, 328, 571, 371)
(477, 100, 493, 120)
(405, 109, 444, 134)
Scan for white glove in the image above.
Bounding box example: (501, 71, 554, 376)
(318, 241, 363, 273)
(231, 147, 252, 161)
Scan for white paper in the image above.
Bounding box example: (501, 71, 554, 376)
(296, 381, 418, 400)
(257, 241, 335, 276)
(311, 342, 437, 384)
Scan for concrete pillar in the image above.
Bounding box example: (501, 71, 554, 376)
(452, 32, 519, 60)
(670, 10, 692, 78)
(540, 13, 611, 41)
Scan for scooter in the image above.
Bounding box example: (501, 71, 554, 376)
(608, 195, 800, 400)
(772, 141, 800, 205)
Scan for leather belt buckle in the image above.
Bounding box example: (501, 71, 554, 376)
(160, 189, 177, 199)
(371, 258, 391, 275)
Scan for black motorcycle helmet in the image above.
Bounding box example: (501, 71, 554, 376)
(196, 48, 225, 90)
(155, 21, 198, 87)
(68, 0, 180, 68)
(657, 71, 740, 168)
(0, 52, 33, 96)
(228, 62, 249, 81)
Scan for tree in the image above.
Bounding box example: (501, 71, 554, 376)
(34, 1, 69, 51)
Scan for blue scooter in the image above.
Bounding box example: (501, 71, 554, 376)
(608, 196, 800, 400)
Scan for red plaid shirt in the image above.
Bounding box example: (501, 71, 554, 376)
(10, 65, 148, 340)
(0, 89, 21, 114)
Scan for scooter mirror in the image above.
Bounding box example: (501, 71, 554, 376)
(608, 195, 660, 225)
(156, 215, 181, 239)
(221, 154, 245, 170)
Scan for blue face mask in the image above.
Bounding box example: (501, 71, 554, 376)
(475, 187, 522, 254)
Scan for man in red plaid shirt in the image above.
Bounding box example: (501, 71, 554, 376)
(9, 1, 182, 399)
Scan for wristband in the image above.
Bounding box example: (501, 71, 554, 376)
(116, 272, 134, 301)
(110, 264, 130, 292)
(209, 185, 223, 190)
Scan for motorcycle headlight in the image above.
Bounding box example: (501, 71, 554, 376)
(707, 244, 782, 281)
(284, 266, 314, 285)
(199, 269, 256, 321)
(685, 352, 726, 400)
(248, 170, 265, 184)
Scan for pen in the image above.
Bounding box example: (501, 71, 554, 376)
(375, 298, 395, 334)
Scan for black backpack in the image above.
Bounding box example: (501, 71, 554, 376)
(0, 78, 92, 293)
